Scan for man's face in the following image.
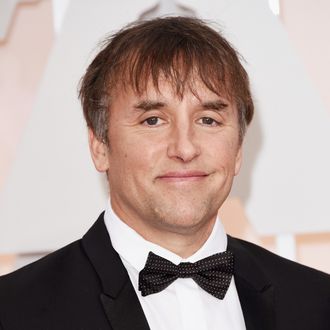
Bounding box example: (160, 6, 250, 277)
(90, 78, 242, 239)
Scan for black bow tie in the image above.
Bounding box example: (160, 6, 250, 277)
(138, 250, 234, 299)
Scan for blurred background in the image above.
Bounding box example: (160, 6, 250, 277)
(0, 0, 329, 275)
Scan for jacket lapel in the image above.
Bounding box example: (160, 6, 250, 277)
(100, 285, 150, 330)
(228, 236, 276, 330)
(82, 214, 150, 330)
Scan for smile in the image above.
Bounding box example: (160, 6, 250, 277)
(157, 171, 209, 182)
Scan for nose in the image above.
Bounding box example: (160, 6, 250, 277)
(167, 124, 201, 163)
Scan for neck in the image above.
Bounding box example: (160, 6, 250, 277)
(142, 222, 216, 258)
(123, 214, 216, 258)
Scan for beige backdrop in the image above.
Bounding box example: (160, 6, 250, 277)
(0, 0, 329, 275)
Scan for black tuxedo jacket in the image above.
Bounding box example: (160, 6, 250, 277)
(0, 213, 329, 330)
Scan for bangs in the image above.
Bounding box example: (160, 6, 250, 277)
(108, 22, 236, 101)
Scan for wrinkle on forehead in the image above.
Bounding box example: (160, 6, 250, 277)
(113, 70, 233, 105)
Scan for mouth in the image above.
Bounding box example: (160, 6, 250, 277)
(157, 171, 209, 182)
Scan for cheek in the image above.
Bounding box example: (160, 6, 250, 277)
(211, 142, 241, 174)
(109, 140, 150, 176)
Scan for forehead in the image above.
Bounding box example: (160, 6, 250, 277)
(114, 74, 233, 105)
(110, 47, 236, 101)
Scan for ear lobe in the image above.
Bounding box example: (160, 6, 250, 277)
(88, 129, 109, 172)
(234, 146, 243, 176)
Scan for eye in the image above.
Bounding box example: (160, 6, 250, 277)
(198, 117, 221, 127)
(142, 116, 163, 126)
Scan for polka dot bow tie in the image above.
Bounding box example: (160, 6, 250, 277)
(138, 251, 234, 299)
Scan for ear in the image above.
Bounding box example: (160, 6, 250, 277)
(88, 129, 109, 172)
(234, 145, 243, 176)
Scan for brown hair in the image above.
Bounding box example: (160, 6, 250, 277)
(79, 16, 254, 143)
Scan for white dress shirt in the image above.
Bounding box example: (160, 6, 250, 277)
(104, 202, 246, 330)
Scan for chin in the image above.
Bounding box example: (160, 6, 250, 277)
(155, 208, 213, 234)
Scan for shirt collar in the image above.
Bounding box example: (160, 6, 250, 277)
(104, 200, 228, 272)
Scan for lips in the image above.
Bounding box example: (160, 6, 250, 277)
(157, 171, 209, 182)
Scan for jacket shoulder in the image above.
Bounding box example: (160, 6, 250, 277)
(228, 235, 330, 289)
(0, 240, 105, 328)
(229, 236, 330, 329)
(0, 240, 86, 292)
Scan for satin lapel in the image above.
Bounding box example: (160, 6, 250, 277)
(100, 284, 150, 330)
(82, 214, 150, 330)
(227, 236, 276, 330)
(234, 275, 275, 330)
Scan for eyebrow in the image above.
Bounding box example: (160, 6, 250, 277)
(133, 99, 229, 112)
(134, 100, 165, 111)
(201, 100, 228, 111)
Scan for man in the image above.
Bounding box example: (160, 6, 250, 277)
(0, 16, 329, 330)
